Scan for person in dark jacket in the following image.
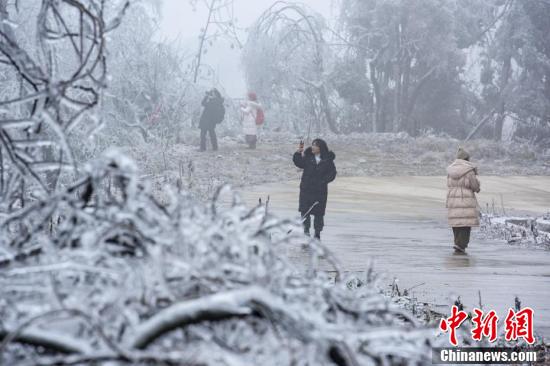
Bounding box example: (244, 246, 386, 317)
(199, 88, 225, 151)
(293, 138, 337, 240)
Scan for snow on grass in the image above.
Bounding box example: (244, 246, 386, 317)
(99, 130, 550, 203)
(480, 213, 550, 250)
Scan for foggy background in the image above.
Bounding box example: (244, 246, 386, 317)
(159, 0, 335, 96)
(1, 0, 550, 364)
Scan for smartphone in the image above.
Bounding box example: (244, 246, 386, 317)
(299, 137, 304, 149)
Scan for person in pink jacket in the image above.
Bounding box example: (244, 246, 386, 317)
(240, 92, 262, 149)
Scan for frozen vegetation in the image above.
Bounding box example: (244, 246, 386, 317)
(1, 0, 549, 364)
(127, 131, 550, 202)
(480, 213, 550, 250)
(0, 152, 446, 365)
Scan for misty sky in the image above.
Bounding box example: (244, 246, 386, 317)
(159, 0, 336, 97)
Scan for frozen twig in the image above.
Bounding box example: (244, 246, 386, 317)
(0, 327, 92, 354)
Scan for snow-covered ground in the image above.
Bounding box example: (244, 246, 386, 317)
(123, 131, 550, 201)
(480, 214, 550, 250)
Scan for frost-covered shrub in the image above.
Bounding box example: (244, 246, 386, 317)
(0, 151, 445, 365)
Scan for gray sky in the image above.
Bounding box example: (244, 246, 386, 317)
(159, 0, 336, 97)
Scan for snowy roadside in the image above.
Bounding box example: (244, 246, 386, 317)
(479, 213, 550, 250)
(123, 131, 550, 201)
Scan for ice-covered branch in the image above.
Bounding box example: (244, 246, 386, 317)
(0, 327, 92, 354)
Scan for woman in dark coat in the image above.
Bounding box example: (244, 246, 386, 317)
(293, 138, 337, 239)
(199, 88, 224, 151)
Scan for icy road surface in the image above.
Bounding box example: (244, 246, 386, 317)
(239, 176, 550, 339)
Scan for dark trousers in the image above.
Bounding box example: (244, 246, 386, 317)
(200, 128, 218, 151)
(245, 134, 257, 149)
(302, 213, 324, 233)
(452, 227, 471, 250)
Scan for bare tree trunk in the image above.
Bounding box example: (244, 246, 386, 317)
(393, 22, 402, 133)
(318, 86, 337, 133)
(393, 80, 400, 132)
(494, 54, 511, 141)
(311, 29, 337, 134)
(369, 62, 382, 132)
(402, 66, 436, 133)
(368, 46, 388, 133)
(494, 104, 506, 141)
(401, 56, 411, 132)
(193, 0, 216, 83)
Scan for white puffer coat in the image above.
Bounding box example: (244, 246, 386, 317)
(240, 100, 261, 136)
(446, 159, 481, 227)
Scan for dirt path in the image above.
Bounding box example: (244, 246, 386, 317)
(141, 133, 550, 200)
(238, 176, 550, 339)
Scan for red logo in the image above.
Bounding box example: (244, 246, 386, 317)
(504, 307, 535, 344)
(439, 305, 468, 346)
(471, 308, 499, 342)
(439, 306, 536, 345)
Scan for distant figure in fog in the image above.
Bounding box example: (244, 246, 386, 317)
(199, 88, 225, 151)
(293, 138, 337, 240)
(240, 92, 262, 149)
(446, 147, 481, 254)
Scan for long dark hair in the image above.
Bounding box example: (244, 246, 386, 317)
(312, 138, 330, 159)
(211, 88, 222, 99)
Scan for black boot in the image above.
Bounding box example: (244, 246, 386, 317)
(314, 230, 321, 240)
(302, 213, 311, 237)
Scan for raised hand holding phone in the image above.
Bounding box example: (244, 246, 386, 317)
(298, 138, 305, 154)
